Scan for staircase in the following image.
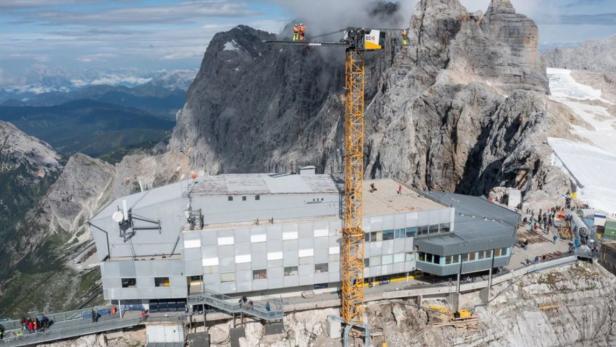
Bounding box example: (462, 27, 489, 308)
(188, 290, 284, 321)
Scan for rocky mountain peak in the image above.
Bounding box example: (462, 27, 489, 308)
(0, 121, 61, 175)
(487, 0, 516, 14)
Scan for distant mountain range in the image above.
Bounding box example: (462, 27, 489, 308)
(0, 99, 175, 161)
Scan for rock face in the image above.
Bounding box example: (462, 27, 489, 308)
(543, 35, 616, 74)
(171, 0, 561, 198)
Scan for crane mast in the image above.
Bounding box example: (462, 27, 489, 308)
(341, 48, 366, 324)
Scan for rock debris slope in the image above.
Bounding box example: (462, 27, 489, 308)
(170, 0, 567, 198)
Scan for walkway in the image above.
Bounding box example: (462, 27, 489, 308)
(188, 290, 283, 321)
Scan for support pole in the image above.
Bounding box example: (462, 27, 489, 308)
(488, 249, 495, 300)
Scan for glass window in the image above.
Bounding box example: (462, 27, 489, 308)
(468, 252, 476, 261)
(242, 196, 247, 201)
(429, 225, 439, 234)
(478, 251, 485, 260)
(284, 266, 298, 276)
(154, 277, 170, 287)
(375, 232, 383, 241)
(121, 278, 136, 288)
(461, 253, 468, 262)
(418, 252, 425, 262)
(433, 255, 441, 264)
(370, 256, 381, 266)
(440, 223, 450, 233)
(446, 256, 452, 265)
(418, 226, 429, 236)
(501, 248, 508, 256)
(364, 258, 370, 267)
(394, 229, 405, 239)
(383, 230, 394, 241)
(382, 254, 393, 265)
(315, 263, 329, 273)
(370, 232, 378, 241)
(227, 196, 233, 201)
(364, 233, 370, 242)
(253, 269, 267, 280)
(453, 255, 460, 263)
(220, 273, 235, 283)
(255, 195, 260, 201)
(494, 248, 502, 257)
(426, 254, 433, 263)
(394, 253, 405, 263)
(406, 227, 417, 237)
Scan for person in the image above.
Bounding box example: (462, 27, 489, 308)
(298, 23, 305, 41)
(0, 323, 4, 340)
(111, 305, 117, 316)
(553, 234, 558, 244)
(292, 24, 300, 41)
(265, 301, 271, 312)
(91, 309, 97, 323)
(397, 184, 402, 195)
(401, 29, 410, 47)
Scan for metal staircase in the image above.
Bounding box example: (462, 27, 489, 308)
(188, 290, 283, 321)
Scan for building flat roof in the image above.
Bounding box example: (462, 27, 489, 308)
(190, 173, 339, 195)
(363, 179, 445, 215)
(415, 192, 520, 256)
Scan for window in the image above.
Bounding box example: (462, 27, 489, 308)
(255, 195, 260, 200)
(418, 226, 429, 236)
(426, 254, 433, 263)
(364, 258, 370, 267)
(267, 252, 283, 261)
(433, 255, 441, 264)
(251, 234, 267, 243)
(370, 232, 378, 241)
(282, 231, 298, 240)
(394, 253, 405, 263)
(220, 273, 235, 283)
(235, 254, 251, 263)
(202, 257, 219, 266)
(121, 278, 136, 288)
(478, 251, 485, 260)
(375, 232, 383, 241)
(370, 256, 381, 266)
(253, 269, 267, 280)
(315, 263, 329, 273)
(453, 255, 460, 263)
(494, 248, 502, 257)
(418, 252, 426, 262)
(382, 254, 393, 265)
(284, 266, 298, 276)
(228, 196, 233, 201)
(405, 227, 417, 238)
(461, 253, 468, 262)
(365, 233, 370, 242)
(429, 224, 439, 234)
(440, 223, 451, 233)
(299, 249, 314, 258)
(329, 247, 340, 255)
(501, 248, 508, 256)
(395, 229, 406, 239)
(242, 196, 247, 201)
(155, 277, 170, 287)
(184, 239, 201, 249)
(383, 230, 394, 241)
(468, 252, 476, 261)
(446, 256, 453, 265)
(218, 236, 234, 246)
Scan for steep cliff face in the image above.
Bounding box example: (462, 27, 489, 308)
(171, 0, 561, 198)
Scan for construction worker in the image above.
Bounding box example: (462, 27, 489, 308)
(298, 23, 306, 41)
(292, 24, 300, 42)
(401, 29, 410, 47)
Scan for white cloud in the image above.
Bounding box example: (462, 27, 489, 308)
(77, 53, 116, 63)
(0, 0, 92, 9)
(89, 74, 152, 86)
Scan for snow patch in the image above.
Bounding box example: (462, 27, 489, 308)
(548, 138, 616, 216)
(223, 40, 240, 52)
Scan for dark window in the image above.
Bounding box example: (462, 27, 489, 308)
(253, 269, 267, 280)
(364, 233, 370, 242)
(255, 195, 260, 200)
(228, 196, 233, 201)
(155, 277, 170, 287)
(315, 263, 329, 273)
(364, 258, 370, 267)
(405, 227, 417, 237)
(121, 278, 136, 288)
(418, 252, 426, 261)
(501, 248, 508, 256)
(468, 252, 476, 261)
(462, 253, 468, 262)
(370, 232, 378, 241)
(478, 251, 486, 260)
(242, 196, 247, 201)
(429, 225, 439, 234)
(433, 255, 441, 264)
(440, 223, 451, 233)
(418, 226, 429, 236)
(394, 229, 405, 239)
(383, 230, 394, 240)
(284, 266, 298, 276)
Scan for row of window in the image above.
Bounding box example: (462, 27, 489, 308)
(417, 248, 510, 265)
(228, 195, 261, 201)
(364, 224, 451, 242)
(364, 252, 414, 267)
(121, 277, 170, 288)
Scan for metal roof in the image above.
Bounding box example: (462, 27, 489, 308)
(415, 192, 520, 256)
(190, 173, 339, 195)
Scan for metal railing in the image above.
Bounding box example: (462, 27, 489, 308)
(189, 290, 283, 321)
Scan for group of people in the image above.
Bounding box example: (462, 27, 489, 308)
(20, 316, 52, 333)
(292, 23, 306, 41)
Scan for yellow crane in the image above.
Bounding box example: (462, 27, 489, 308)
(268, 27, 395, 327)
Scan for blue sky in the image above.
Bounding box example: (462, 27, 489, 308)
(0, 0, 615, 87)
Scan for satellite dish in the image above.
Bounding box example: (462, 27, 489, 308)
(112, 211, 125, 223)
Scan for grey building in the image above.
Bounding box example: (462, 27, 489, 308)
(89, 170, 454, 307)
(414, 192, 519, 276)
